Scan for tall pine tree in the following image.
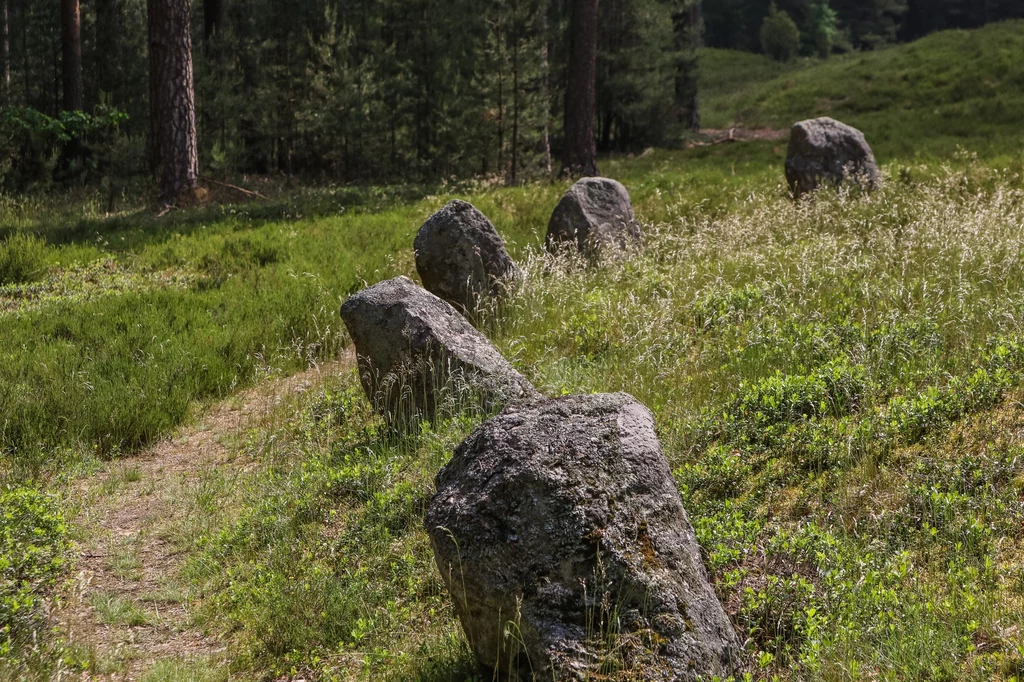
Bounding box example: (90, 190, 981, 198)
(148, 0, 198, 202)
(564, 0, 599, 176)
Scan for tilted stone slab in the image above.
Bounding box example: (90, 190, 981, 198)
(339, 276, 537, 424)
(785, 117, 880, 198)
(546, 177, 642, 259)
(427, 393, 740, 681)
(414, 200, 520, 319)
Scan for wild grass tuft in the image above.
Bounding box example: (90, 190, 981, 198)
(0, 233, 49, 284)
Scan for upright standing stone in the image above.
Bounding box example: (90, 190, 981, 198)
(414, 200, 520, 318)
(339, 276, 537, 425)
(427, 393, 740, 681)
(785, 117, 880, 198)
(546, 178, 642, 259)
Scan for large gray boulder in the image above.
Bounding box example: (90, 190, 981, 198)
(414, 200, 519, 318)
(339, 276, 537, 424)
(426, 393, 740, 681)
(785, 117, 880, 198)
(546, 178, 642, 258)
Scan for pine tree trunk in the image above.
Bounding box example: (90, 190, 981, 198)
(20, 0, 28, 105)
(673, 0, 701, 132)
(2, 0, 10, 101)
(537, 0, 552, 176)
(52, 32, 60, 114)
(61, 0, 83, 111)
(563, 0, 599, 177)
(510, 6, 520, 186)
(148, 0, 199, 203)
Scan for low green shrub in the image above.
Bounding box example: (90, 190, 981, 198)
(0, 485, 69, 669)
(729, 358, 868, 436)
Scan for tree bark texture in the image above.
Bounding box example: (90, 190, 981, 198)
(673, 0, 701, 131)
(537, 1, 552, 175)
(2, 0, 10, 100)
(563, 0, 598, 177)
(148, 0, 199, 203)
(61, 0, 83, 111)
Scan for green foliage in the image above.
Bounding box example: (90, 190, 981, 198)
(0, 486, 69, 670)
(172, 146, 1024, 678)
(0, 234, 50, 285)
(0, 179, 563, 472)
(805, 0, 839, 58)
(0, 107, 129, 190)
(739, 571, 817, 658)
(727, 358, 867, 437)
(196, 0, 571, 183)
(832, 0, 908, 50)
(140, 659, 229, 682)
(181, 385, 478, 679)
(760, 3, 802, 62)
(705, 0, 1023, 52)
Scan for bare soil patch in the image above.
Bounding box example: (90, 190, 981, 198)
(56, 355, 353, 681)
(690, 127, 790, 147)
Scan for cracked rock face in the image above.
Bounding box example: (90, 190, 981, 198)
(546, 178, 642, 259)
(426, 393, 740, 681)
(414, 200, 520, 318)
(785, 117, 880, 198)
(339, 276, 537, 425)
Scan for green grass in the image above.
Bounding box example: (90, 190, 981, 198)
(0, 148, 783, 478)
(164, 159, 1024, 681)
(0, 233, 50, 284)
(3, 19, 1024, 681)
(701, 20, 1024, 161)
(140, 658, 229, 682)
(90, 592, 150, 627)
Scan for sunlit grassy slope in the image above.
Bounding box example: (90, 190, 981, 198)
(179, 161, 1024, 682)
(701, 20, 1024, 160)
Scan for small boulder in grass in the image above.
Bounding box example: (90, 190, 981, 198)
(785, 117, 880, 198)
(426, 393, 741, 681)
(414, 200, 520, 318)
(339, 276, 538, 425)
(546, 177, 642, 259)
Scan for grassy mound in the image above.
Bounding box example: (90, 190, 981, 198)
(701, 20, 1024, 160)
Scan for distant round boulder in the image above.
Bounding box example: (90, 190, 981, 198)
(426, 392, 740, 681)
(546, 177, 641, 259)
(414, 200, 520, 318)
(785, 117, 880, 198)
(339, 276, 538, 425)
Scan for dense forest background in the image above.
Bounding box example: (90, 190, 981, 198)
(0, 0, 1021, 191)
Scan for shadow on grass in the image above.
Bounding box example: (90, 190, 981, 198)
(406, 650, 486, 682)
(0, 181, 443, 253)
